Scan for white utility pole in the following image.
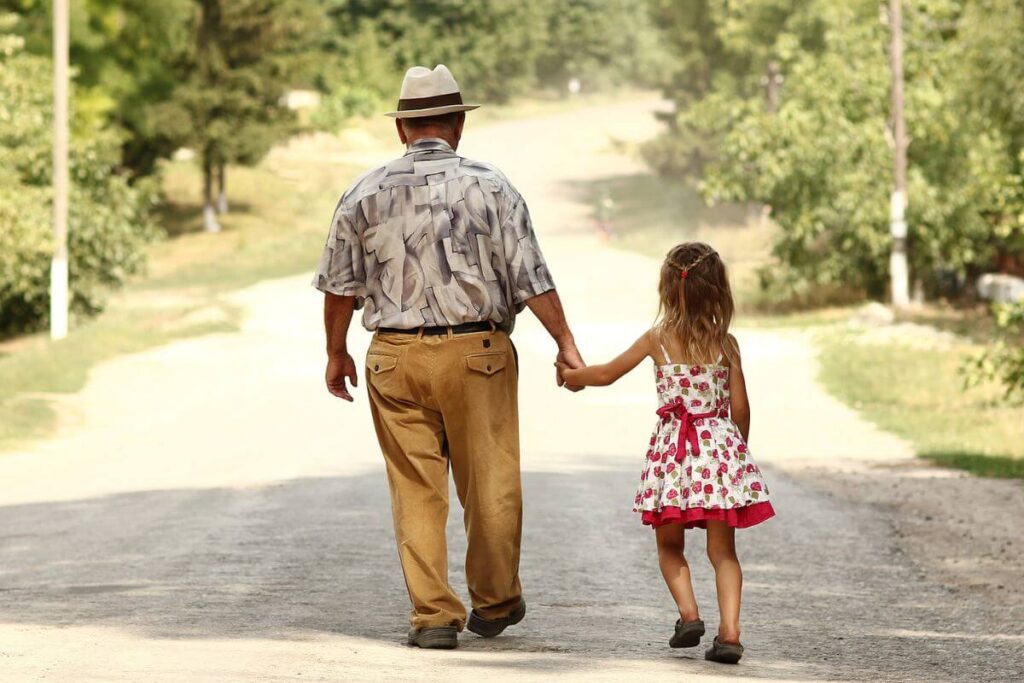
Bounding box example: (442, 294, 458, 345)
(888, 0, 911, 309)
(50, 0, 70, 339)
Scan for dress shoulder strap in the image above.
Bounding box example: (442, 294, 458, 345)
(659, 342, 673, 365)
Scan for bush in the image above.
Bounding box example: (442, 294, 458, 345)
(309, 85, 380, 133)
(964, 301, 1024, 402)
(0, 19, 156, 337)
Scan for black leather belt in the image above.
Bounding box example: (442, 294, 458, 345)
(378, 321, 494, 336)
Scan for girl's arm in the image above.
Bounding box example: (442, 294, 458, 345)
(726, 334, 751, 441)
(557, 332, 653, 387)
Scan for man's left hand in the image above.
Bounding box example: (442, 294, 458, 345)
(556, 345, 585, 392)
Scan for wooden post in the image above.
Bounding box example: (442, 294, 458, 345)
(889, 0, 911, 309)
(50, 0, 69, 339)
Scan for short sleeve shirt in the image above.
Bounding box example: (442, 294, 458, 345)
(312, 137, 555, 332)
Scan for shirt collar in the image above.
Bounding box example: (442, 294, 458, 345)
(404, 137, 455, 155)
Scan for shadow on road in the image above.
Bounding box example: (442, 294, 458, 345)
(1, 465, 1016, 681)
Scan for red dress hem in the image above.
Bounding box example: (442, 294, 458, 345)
(640, 501, 775, 530)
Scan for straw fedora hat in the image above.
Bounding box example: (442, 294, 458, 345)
(385, 64, 480, 118)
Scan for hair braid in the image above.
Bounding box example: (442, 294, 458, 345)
(656, 242, 735, 366)
(676, 250, 717, 279)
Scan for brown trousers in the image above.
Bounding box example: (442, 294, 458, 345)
(366, 329, 522, 630)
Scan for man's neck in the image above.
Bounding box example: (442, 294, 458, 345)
(406, 133, 457, 150)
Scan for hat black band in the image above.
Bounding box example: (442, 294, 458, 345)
(397, 91, 463, 111)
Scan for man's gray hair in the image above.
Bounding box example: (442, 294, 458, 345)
(401, 112, 462, 132)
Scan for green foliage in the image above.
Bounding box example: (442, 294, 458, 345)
(536, 0, 669, 92)
(156, 0, 318, 172)
(647, 0, 1024, 301)
(0, 16, 156, 336)
(314, 0, 665, 113)
(964, 301, 1024, 402)
(309, 84, 379, 133)
(2, 0, 193, 176)
(5, 1, 667, 171)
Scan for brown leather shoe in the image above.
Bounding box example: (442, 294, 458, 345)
(407, 625, 458, 649)
(466, 599, 526, 638)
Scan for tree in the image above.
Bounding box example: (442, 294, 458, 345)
(646, 0, 1024, 303)
(311, 0, 666, 122)
(0, 14, 155, 335)
(536, 0, 668, 92)
(965, 301, 1024, 403)
(155, 0, 319, 232)
(1, 0, 192, 177)
(315, 0, 547, 105)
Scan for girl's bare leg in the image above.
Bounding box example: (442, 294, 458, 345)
(705, 520, 742, 643)
(655, 524, 700, 621)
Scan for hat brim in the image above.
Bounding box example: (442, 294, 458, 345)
(385, 103, 480, 118)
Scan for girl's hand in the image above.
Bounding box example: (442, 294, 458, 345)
(554, 360, 579, 386)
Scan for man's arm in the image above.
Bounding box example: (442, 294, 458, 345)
(324, 292, 359, 401)
(524, 290, 585, 391)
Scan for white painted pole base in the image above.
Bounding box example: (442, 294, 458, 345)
(889, 190, 910, 310)
(890, 250, 910, 310)
(50, 256, 68, 340)
(203, 204, 222, 233)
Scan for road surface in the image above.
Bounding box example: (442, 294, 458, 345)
(1, 99, 1021, 682)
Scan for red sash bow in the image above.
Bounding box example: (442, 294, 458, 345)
(656, 397, 722, 459)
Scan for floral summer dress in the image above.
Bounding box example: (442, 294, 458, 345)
(633, 345, 776, 529)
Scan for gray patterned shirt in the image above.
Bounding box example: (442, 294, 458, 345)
(312, 138, 554, 331)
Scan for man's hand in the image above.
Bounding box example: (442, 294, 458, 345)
(523, 290, 584, 391)
(326, 352, 358, 401)
(556, 344, 585, 392)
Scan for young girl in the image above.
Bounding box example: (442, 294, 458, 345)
(557, 242, 775, 664)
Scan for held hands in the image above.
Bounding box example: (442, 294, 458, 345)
(326, 352, 358, 401)
(555, 344, 585, 392)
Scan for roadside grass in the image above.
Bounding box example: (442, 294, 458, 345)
(816, 329, 1024, 478)
(0, 92, 650, 453)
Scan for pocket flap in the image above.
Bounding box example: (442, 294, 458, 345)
(366, 354, 398, 374)
(466, 353, 507, 376)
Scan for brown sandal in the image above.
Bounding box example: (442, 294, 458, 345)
(669, 619, 705, 648)
(705, 636, 744, 664)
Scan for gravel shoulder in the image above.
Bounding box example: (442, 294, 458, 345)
(790, 458, 1024, 626)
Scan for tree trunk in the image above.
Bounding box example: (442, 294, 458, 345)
(889, 0, 911, 309)
(764, 60, 781, 114)
(216, 163, 228, 214)
(202, 153, 222, 233)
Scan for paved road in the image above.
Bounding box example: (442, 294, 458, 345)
(1, 100, 1021, 682)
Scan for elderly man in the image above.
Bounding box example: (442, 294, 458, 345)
(313, 65, 583, 649)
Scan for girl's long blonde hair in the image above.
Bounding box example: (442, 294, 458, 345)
(656, 242, 736, 365)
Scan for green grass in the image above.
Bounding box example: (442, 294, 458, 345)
(817, 329, 1024, 478)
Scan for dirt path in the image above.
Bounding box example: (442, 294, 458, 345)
(1, 100, 1021, 682)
